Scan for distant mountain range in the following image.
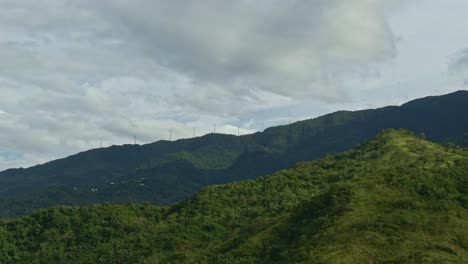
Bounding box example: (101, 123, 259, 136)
(1, 130, 467, 263)
(0, 90, 467, 218)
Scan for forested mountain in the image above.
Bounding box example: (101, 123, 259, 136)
(451, 133, 468, 148)
(1, 91, 468, 218)
(1, 130, 467, 263)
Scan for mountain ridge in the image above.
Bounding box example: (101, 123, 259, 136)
(0, 90, 467, 218)
(4, 90, 468, 172)
(1, 129, 467, 263)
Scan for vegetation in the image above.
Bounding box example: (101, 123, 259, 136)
(1, 90, 468, 218)
(1, 130, 467, 263)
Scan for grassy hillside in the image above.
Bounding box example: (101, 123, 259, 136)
(1, 91, 468, 218)
(1, 130, 467, 263)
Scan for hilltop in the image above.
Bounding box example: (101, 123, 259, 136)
(1, 130, 467, 263)
(1, 90, 468, 217)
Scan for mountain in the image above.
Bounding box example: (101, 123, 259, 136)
(1, 90, 468, 218)
(1, 130, 467, 263)
(450, 133, 468, 148)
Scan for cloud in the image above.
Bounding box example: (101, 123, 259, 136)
(0, 0, 409, 169)
(94, 0, 399, 100)
(449, 48, 468, 85)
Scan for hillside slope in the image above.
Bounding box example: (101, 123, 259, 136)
(1, 91, 468, 218)
(1, 130, 467, 263)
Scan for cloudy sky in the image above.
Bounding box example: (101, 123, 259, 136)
(1, 0, 468, 170)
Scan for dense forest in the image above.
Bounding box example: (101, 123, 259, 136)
(0, 91, 468, 218)
(1, 130, 467, 263)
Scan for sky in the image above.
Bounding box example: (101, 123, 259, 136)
(1, 0, 468, 170)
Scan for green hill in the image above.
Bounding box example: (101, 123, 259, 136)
(1, 130, 467, 263)
(1, 91, 468, 218)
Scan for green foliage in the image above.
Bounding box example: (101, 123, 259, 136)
(1, 130, 468, 263)
(1, 91, 468, 218)
(0, 203, 168, 263)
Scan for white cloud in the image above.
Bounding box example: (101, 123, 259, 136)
(92, 0, 399, 100)
(449, 48, 468, 86)
(2, 0, 467, 170)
